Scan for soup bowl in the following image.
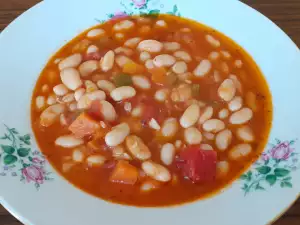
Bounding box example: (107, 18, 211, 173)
(0, 0, 300, 225)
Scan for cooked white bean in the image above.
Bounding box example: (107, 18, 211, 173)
(126, 135, 151, 161)
(155, 89, 169, 102)
(77, 90, 106, 109)
(84, 80, 98, 93)
(131, 106, 143, 117)
(163, 42, 180, 51)
(173, 51, 192, 62)
(174, 140, 183, 149)
(172, 61, 187, 74)
(229, 74, 242, 93)
(208, 51, 220, 61)
(115, 55, 132, 67)
(36, 96, 45, 110)
(153, 54, 176, 67)
(205, 34, 221, 48)
(110, 86, 136, 101)
(138, 40, 163, 53)
(58, 53, 82, 70)
(55, 135, 83, 148)
(112, 145, 132, 160)
(124, 37, 142, 48)
(234, 60, 243, 68)
(62, 93, 75, 103)
(40, 104, 65, 127)
(139, 51, 151, 62)
(193, 59, 212, 77)
(161, 118, 179, 138)
(74, 88, 85, 101)
(236, 126, 254, 142)
(156, 20, 167, 28)
(62, 162, 75, 173)
(60, 114, 68, 126)
(213, 70, 222, 82)
(229, 108, 253, 125)
(184, 127, 202, 145)
(198, 106, 213, 124)
(53, 84, 68, 96)
(100, 50, 115, 72)
(87, 45, 99, 54)
(60, 68, 83, 91)
(160, 143, 175, 166)
(149, 118, 160, 130)
(180, 104, 200, 128)
(221, 62, 229, 74)
(68, 102, 77, 112)
(215, 129, 232, 151)
(47, 95, 56, 105)
(98, 100, 117, 122)
(132, 76, 151, 90)
(87, 28, 105, 38)
(105, 123, 130, 147)
(142, 161, 171, 182)
(86, 155, 106, 167)
(229, 143, 252, 160)
(114, 47, 134, 56)
(113, 20, 135, 31)
(79, 60, 98, 77)
(218, 108, 229, 119)
(97, 80, 116, 93)
(145, 59, 155, 69)
(124, 102, 132, 113)
(115, 33, 125, 40)
(140, 180, 160, 192)
(203, 119, 225, 133)
(220, 51, 231, 59)
(200, 144, 214, 151)
(218, 79, 236, 102)
(72, 148, 84, 162)
(217, 161, 229, 178)
(203, 132, 215, 141)
(228, 96, 243, 112)
(54, 59, 61, 64)
(171, 84, 192, 102)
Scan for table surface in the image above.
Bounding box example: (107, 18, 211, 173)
(0, 0, 299, 224)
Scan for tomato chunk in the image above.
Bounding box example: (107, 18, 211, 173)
(176, 146, 217, 183)
(69, 112, 100, 138)
(109, 160, 139, 185)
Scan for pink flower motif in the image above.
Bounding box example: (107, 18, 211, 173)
(32, 157, 42, 164)
(261, 153, 270, 161)
(271, 142, 294, 160)
(132, 0, 147, 8)
(22, 165, 44, 184)
(111, 11, 128, 20)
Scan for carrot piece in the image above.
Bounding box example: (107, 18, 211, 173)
(109, 160, 139, 185)
(122, 61, 144, 75)
(149, 67, 167, 85)
(68, 112, 99, 138)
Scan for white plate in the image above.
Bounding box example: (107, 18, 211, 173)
(0, 0, 300, 225)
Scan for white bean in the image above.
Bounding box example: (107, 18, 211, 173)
(62, 93, 75, 103)
(155, 89, 169, 102)
(172, 61, 187, 74)
(60, 114, 68, 126)
(218, 79, 236, 102)
(160, 143, 175, 165)
(110, 86, 136, 101)
(79, 60, 99, 77)
(84, 80, 98, 93)
(140, 180, 160, 192)
(193, 59, 212, 77)
(228, 96, 243, 111)
(40, 104, 65, 127)
(87, 45, 99, 54)
(229, 74, 242, 93)
(220, 51, 231, 59)
(149, 118, 160, 130)
(138, 40, 163, 53)
(53, 84, 68, 96)
(214, 70, 222, 82)
(229, 144, 252, 160)
(203, 119, 225, 133)
(114, 47, 134, 56)
(139, 51, 151, 62)
(86, 155, 106, 167)
(125, 135, 151, 161)
(203, 132, 215, 141)
(60, 68, 83, 91)
(68, 102, 77, 112)
(217, 161, 229, 178)
(97, 80, 116, 93)
(55, 135, 83, 148)
(124, 37, 142, 48)
(145, 59, 155, 69)
(74, 88, 85, 101)
(184, 127, 202, 145)
(180, 104, 200, 128)
(142, 161, 171, 182)
(77, 90, 106, 109)
(98, 100, 117, 122)
(200, 144, 214, 151)
(62, 162, 75, 173)
(221, 62, 229, 74)
(115, 55, 132, 67)
(113, 20, 135, 31)
(234, 60, 243, 68)
(208, 51, 220, 61)
(131, 106, 143, 117)
(58, 54, 82, 70)
(100, 50, 115, 72)
(163, 42, 180, 51)
(205, 34, 221, 48)
(236, 126, 254, 142)
(124, 102, 132, 113)
(36, 96, 45, 110)
(153, 54, 176, 67)
(112, 145, 132, 160)
(115, 33, 125, 40)
(72, 147, 85, 162)
(132, 76, 151, 90)
(161, 118, 179, 138)
(105, 123, 130, 147)
(174, 140, 183, 149)
(229, 108, 253, 125)
(47, 95, 56, 105)
(218, 108, 229, 119)
(198, 106, 213, 124)
(173, 51, 192, 62)
(87, 28, 105, 38)
(215, 129, 232, 151)
(156, 20, 167, 28)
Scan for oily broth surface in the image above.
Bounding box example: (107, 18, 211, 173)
(31, 14, 272, 206)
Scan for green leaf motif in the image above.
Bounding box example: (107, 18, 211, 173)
(148, 9, 160, 15)
(240, 174, 248, 180)
(256, 166, 271, 175)
(283, 176, 292, 181)
(255, 183, 265, 191)
(17, 148, 30, 157)
(281, 181, 292, 188)
(1, 145, 15, 154)
(173, 5, 178, 13)
(10, 128, 18, 134)
(274, 168, 290, 177)
(3, 155, 17, 165)
(266, 174, 277, 186)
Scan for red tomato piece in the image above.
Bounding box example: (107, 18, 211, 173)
(87, 100, 103, 120)
(176, 146, 217, 183)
